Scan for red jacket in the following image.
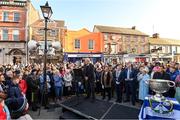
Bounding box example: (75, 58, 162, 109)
(19, 79, 27, 94)
(0, 104, 6, 120)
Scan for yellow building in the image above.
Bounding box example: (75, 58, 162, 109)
(64, 28, 90, 53)
(149, 33, 180, 62)
(27, 1, 40, 41)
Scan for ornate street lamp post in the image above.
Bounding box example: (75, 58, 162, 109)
(39, 1, 53, 115)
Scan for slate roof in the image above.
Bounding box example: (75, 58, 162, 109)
(94, 25, 148, 36)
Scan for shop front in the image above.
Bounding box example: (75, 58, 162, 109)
(103, 54, 123, 64)
(64, 53, 103, 63)
(150, 53, 172, 63)
(123, 54, 150, 63)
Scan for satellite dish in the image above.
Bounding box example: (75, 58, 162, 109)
(28, 40, 40, 50)
(51, 41, 61, 49)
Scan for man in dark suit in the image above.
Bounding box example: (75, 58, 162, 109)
(113, 64, 124, 103)
(124, 62, 137, 105)
(83, 58, 96, 101)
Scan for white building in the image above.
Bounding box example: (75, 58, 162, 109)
(149, 33, 180, 62)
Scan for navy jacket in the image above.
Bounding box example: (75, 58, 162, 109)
(113, 70, 124, 83)
(6, 83, 25, 112)
(123, 68, 137, 81)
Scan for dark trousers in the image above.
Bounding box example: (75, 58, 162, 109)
(40, 90, 49, 107)
(86, 80, 95, 99)
(43, 93, 49, 107)
(102, 87, 111, 100)
(125, 81, 136, 105)
(115, 84, 123, 102)
(64, 86, 72, 96)
(26, 91, 32, 105)
(111, 81, 115, 98)
(95, 81, 102, 94)
(168, 88, 175, 98)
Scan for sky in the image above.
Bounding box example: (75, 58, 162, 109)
(31, 0, 180, 39)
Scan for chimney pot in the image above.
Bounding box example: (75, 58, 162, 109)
(132, 26, 136, 30)
(153, 33, 159, 38)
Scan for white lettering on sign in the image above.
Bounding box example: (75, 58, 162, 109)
(68, 54, 101, 58)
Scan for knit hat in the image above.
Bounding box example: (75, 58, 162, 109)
(6, 97, 28, 119)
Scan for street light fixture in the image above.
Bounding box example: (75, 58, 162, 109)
(39, 1, 53, 115)
(40, 1, 53, 19)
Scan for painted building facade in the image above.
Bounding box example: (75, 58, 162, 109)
(93, 25, 149, 63)
(63, 28, 104, 63)
(149, 33, 180, 62)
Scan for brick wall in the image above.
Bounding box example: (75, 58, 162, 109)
(0, 5, 27, 41)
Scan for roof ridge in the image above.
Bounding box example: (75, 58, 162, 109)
(94, 25, 148, 36)
(95, 25, 129, 29)
(150, 37, 180, 41)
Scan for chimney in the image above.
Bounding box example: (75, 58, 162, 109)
(152, 33, 159, 38)
(132, 26, 136, 30)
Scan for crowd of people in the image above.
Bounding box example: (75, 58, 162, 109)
(0, 58, 180, 119)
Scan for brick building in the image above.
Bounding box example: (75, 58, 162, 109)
(0, 0, 39, 65)
(93, 25, 149, 63)
(0, 0, 28, 65)
(29, 19, 65, 63)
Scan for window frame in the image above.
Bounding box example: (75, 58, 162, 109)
(125, 35, 130, 42)
(88, 39, 94, 50)
(133, 36, 138, 42)
(141, 46, 145, 53)
(37, 29, 44, 35)
(14, 12, 20, 22)
(2, 29, 8, 40)
(13, 30, 19, 41)
(141, 36, 145, 43)
(3, 11, 9, 22)
(104, 34, 108, 41)
(74, 39, 80, 49)
(50, 30, 57, 36)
